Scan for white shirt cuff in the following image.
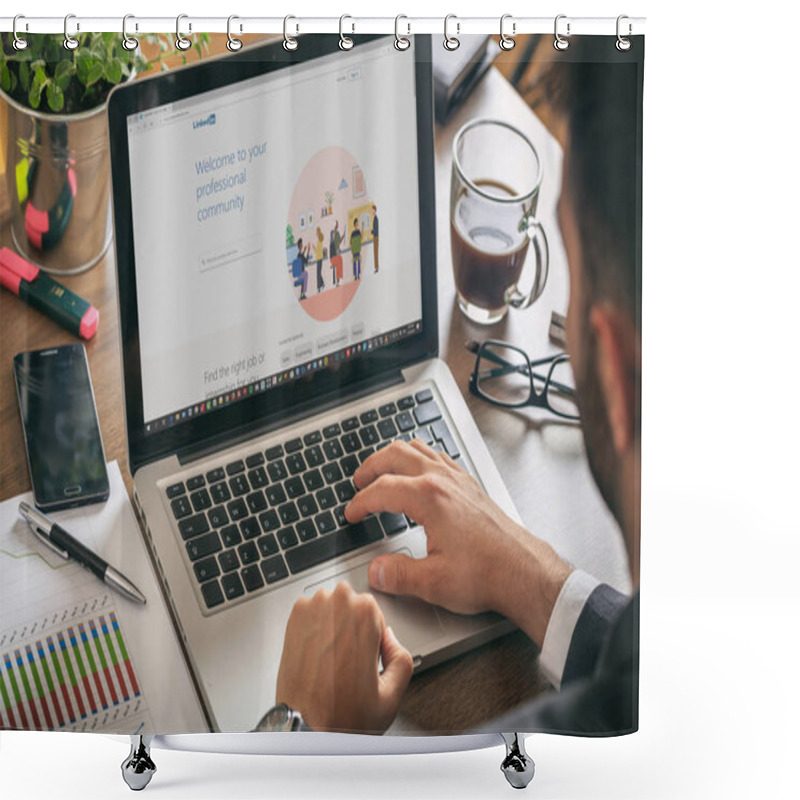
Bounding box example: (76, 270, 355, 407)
(539, 570, 601, 690)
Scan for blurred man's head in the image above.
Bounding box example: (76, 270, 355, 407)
(552, 48, 642, 579)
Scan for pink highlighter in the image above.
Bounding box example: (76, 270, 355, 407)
(0, 247, 98, 340)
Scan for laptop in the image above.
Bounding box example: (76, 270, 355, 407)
(107, 34, 521, 732)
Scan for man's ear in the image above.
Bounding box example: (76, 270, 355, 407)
(588, 304, 641, 455)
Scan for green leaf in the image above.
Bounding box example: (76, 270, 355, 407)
(104, 59, 122, 84)
(45, 82, 64, 112)
(28, 68, 45, 109)
(84, 60, 104, 88)
(54, 60, 74, 91)
(0, 62, 9, 93)
(19, 59, 30, 91)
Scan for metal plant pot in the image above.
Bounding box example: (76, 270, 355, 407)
(1, 88, 112, 275)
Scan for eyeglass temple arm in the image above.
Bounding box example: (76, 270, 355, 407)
(477, 349, 575, 396)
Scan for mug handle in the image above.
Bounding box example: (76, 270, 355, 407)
(505, 214, 549, 310)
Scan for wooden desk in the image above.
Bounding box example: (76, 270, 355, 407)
(0, 67, 629, 733)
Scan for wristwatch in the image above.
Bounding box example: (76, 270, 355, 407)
(253, 703, 311, 732)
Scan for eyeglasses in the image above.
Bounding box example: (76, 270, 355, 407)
(468, 339, 580, 421)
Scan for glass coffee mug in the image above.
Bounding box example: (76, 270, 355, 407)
(450, 118, 549, 325)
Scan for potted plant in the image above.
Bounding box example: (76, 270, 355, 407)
(0, 31, 209, 275)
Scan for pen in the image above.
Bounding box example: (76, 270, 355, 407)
(18, 501, 146, 605)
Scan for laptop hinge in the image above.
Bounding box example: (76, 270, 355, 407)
(177, 368, 406, 467)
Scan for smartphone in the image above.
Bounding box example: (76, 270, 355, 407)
(13, 343, 109, 511)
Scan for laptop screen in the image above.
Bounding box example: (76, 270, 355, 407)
(125, 38, 423, 433)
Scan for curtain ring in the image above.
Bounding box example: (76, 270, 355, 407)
(283, 15, 298, 51)
(12, 15, 28, 51)
(394, 15, 410, 51)
(443, 14, 460, 51)
(175, 14, 191, 51)
(227, 15, 243, 51)
(122, 14, 138, 51)
(616, 15, 632, 51)
(554, 14, 570, 51)
(339, 15, 354, 51)
(499, 14, 515, 51)
(63, 13, 79, 51)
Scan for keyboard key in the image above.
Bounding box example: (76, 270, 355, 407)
(278, 502, 300, 526)
(379, 402, 397, 418)
(334, 480, 356, 503)
(415, 388, 433, 404)
(265, 445, 284, 461)
(285, 477, 305, 499)
(248, 466, 269, 489)
(286, 452, 306, 475)
(186, 531, 222, 561)
(210, 482, 231, 505)
(342, 432, 361, 453)
(190, 488, 212, 512)
(221, 572, 245, 601)
(340, 455, 359, 477)
(166, 482, 185, 498)
(400, 433, 412, 443)
(414, 427, 434, 446)
(360, 409, 378, 424)
(259, 509, 280, 533)
(245, 452, 265, 468)
(297, 494, 319, 518)
(227, 498, 248, 521)
(285, 438, 303, 453)
(226, 460, 245, 476)
(257, 533, 279, 558)
(285, 518, 384, 575)
(316, 487, 336, 510)
(315, 511, 336, 535)
(303, 431, 322, 446)
(240, 517, 261, 540)
(377, 441, 391, 451)
(261, 555, 289, 584)
(267, 460, 288, 482)
(414, 401, 442, 426)
(219, 549, 240, 573)
(303, 469, 324, 492)
(323, 423, 341, 439)
(380, 512, 408, 536)
(208, 506, 229, 529)
(186, 475, 205, 491)
(278, 526, 299, 550)
(230, 474, 250, 497)
(378, 419, 398, 440)
(431, 419, 461, 459)
(322, 439, 344, 461)
(238, 541, 259, 565)
(242, 565, 265, 593)
(342, 416, 360, 431)
(171, 496, 192, 520)
(305, 446, 325, 468)
(206, 467, 225, 483)
(246, 490, 267, 515)
(220, 524, 242, 548)
(194, 556, 220, 583)
(358, 448, 375, 464)
(201, 580, 224, 609)
(334, 505, 348, 528)
(359, 425, 380, 447)
(397, 395, 415, 410)
(179, 512, 210, 540)
(396, 411, 415, 433)
(266, 484, 287, 506)
(322, 462, 343, 484)
(296, 519, 317, 542)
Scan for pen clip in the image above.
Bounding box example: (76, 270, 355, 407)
(28, 522, 70, 560)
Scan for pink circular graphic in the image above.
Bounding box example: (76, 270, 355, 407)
(286, 146, 376, 322)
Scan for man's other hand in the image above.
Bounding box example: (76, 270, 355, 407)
(276, 581, 413, 733)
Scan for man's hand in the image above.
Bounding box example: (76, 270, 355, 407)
(345, 440, 573, 647)
(276, 581, 413, 733)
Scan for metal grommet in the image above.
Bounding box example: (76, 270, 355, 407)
(122, 14, 138, 51)
(339, 14, 354, 51)
(616, 15, 632, 51)
(12, 15, 28, 51)
(554, 14, 570, 51)
(227, 15, 243, 52)
(283, 15, 298, 51)
(63, 13, 79, 50)
(499, 14, 515, 51)
(175, 14, 191, 51)
(443, 14, 460, 51)
(394, 15, 411, 51)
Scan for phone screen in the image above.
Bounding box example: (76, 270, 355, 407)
(14, 344, 109, 511)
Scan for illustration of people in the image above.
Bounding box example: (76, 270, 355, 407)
(330, 220, 343, 287)
(291, 238, 311, 300)
(350, 220, 363, 281)
(314, 227, 325, 293)
(371, 204, 379, 274)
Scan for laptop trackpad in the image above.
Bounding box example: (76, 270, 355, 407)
(304, 550, 444, 654)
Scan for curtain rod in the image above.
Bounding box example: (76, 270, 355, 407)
(0, 15, 646, 37)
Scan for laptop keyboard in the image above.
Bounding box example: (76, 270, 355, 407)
(163, 387, 463, 613)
